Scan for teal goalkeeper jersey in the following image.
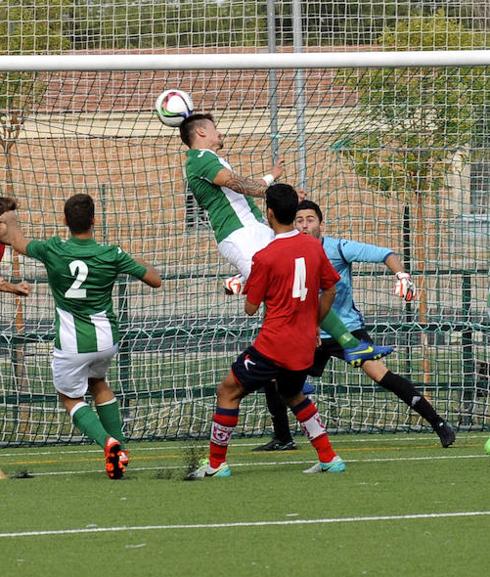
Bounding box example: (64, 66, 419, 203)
(27, 236, 147, 354)
(185, 149, 264, 243)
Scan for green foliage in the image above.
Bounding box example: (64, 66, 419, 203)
(0, 0, 69, 55)
(337, 10, 490, 198)
(0, 1, 70, 139)
(68, 1, 267, 50)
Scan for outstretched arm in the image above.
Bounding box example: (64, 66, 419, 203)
(384, 253, 405, 275)
(133, 258, 161, 288)
(0, 277, 30, 296)
(213, 158, 285, 198)
(385, 253, 416, 302)
(0, 211, 30, 255)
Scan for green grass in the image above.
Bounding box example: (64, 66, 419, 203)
(0, 433, 489, 577)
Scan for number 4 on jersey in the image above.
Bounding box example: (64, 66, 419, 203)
(292, 257, 308, 301)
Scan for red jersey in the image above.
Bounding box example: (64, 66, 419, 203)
(0, 243, 5, 263)
(244, 230, 340, 370)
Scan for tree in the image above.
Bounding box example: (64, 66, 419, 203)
(334, 10, 489, 386)
(67, 1, 267, 50)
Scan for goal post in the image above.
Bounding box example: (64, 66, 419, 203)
(0, 51, 488, 446)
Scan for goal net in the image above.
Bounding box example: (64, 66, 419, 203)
(0, 51, 488, 445)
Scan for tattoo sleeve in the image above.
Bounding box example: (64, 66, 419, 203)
(222, 174, 266, 198)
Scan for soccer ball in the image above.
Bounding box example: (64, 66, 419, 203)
(155, 89, 194, 127)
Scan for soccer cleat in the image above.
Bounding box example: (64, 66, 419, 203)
(433, 420, 456, 448)
(484, 438, 490, 455)
(344, 341, 394, 367)
(104, 437, 127, 480)
(187, 458, 232, 480)
(252, 438, 297, 452)
(303, 455, 346, 474)
(224, 274, 242, 295)
(302, 381, 315, 395)
(119, 449, 129, 468)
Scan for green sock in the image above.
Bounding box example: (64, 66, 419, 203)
(320, 310, 360, 349)
(72, 404, 108, 448)
(96, 398, 126, 449)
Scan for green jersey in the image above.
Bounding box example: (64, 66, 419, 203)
(185, 149, 264, 243)
(27, 236, 147, 354)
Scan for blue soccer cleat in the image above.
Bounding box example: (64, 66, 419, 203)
(302, 381, 315, 395)
(303, 455, 346, 474)
(344, 340, 394, 367)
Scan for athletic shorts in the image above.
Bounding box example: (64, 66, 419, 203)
(217, 222, 274, 279)
(232, 346, 308, 399)
(308, 329, 372, 377)
(51, 344, 118, 399)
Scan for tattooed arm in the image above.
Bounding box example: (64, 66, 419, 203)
(213, 158, 285, 198)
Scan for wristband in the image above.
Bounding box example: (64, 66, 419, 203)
(262, 174, 275, 186)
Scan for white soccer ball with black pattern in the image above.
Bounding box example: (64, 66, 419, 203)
(155, 89, 194, 127)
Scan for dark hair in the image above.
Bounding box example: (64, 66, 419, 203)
(266, 183, 299, 225)
(64, 194, 95, 234)
(0, 197, 17, 216)
(297, 199, 323, 223)
(179, 113, 215, 147)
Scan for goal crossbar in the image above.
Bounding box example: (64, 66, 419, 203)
(0, 50, 488, 72)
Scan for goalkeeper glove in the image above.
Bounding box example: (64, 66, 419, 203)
(394, 272, 416, 302)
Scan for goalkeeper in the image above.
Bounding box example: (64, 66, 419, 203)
(180, 113, 392, 366)
(0, 197, 29, 297)
(0, 194, 161, 478)
(254, 200, 455, 451)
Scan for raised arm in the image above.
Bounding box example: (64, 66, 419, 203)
(0, 211, 30, 255)
(213, 158, 285, 198)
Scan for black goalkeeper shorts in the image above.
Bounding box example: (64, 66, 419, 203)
(232, 346, 308, 399)
(308, 328, 373, 377)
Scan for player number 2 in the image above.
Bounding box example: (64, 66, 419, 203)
(292, 257, 308, 301)
(64, 260, 88, 299)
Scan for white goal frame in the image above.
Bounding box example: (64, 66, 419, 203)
(0, 50, 488, 71)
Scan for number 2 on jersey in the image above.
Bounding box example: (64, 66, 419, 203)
(64, 260, 88, 299)
(292, 257, 308, 301)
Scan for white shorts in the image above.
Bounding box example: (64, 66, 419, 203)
(51, 344, 118, 399)
(218, 223, 274, 279)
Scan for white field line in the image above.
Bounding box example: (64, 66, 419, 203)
(1, 510, 489, 539)
(1, 433, 487, 458)
(12, 452, 489, 478)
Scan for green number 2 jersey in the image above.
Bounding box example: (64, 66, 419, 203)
(185, 149, 264, 244)
(27, 237, 147, 354)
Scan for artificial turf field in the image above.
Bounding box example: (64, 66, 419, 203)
(1, 432, 489, 577)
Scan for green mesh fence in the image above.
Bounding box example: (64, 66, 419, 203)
(0, 62, 488, 446)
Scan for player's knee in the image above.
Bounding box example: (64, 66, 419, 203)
(217, 375, 244, 403)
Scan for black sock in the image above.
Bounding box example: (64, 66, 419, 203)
(264, 385, 292, 443)
(378, 371, 442, 427)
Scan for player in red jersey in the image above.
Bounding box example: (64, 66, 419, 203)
(0, 197, 29, 296)
(189, 183, 346, 478)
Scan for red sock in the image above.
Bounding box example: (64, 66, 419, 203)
(311, 434, 336, 463)
(292, 398, 336, 463)
(210, 442, 229, 469)
(209, 409, 238, 469)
